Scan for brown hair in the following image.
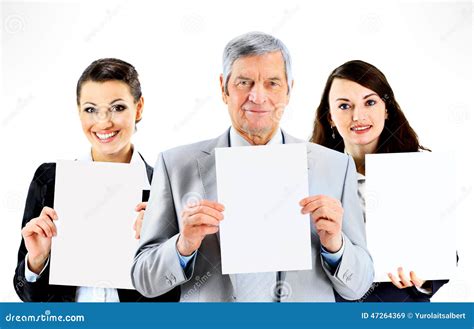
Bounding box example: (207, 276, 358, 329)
(310, 60, 428, 153)
(76, 58, 143, 123)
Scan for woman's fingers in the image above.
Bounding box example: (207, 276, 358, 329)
(40, 206, 58, 220)
(135, 202, 147, 212)
(397, 267, 413, 287)
(387, 272, 404, 289)
(409, 271, 426, 287)
(134, 210, 144, 239)
(22, 221, 48, 238)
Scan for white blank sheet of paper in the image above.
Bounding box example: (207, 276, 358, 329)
(215, 144, 312, 274)
(49, 160, 142, 289)
(365, 152, 456, 282)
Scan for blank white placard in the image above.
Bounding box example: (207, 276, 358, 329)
(49, 160, 142, 289)
(365, 152, 457, 282)
(216, 144, 312, 274)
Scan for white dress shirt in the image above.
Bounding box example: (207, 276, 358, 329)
(24, 146, 150, 302)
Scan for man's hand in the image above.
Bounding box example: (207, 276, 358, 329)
(300, 195, 343, 253)
(177, 200, 225, 256)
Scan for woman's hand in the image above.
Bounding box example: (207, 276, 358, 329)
(388, 267, 426, 289)
(21, 206, 58, 274)
(133, 202, 147, 240)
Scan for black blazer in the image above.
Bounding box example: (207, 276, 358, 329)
(14, 156, 180, 302)
(335, 252, 459, 302)
(335, 279, 448, 303)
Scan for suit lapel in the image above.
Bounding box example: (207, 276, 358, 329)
(196, 129, 230, 246)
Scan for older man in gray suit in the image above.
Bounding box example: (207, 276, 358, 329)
(132, 32, 374, 302)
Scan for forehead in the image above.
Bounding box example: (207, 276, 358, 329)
(329, 78, 378, 100)
(230, 51, 286, 79)
(79, 80, 133, 104)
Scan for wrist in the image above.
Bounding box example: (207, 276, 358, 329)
(176, 235, 195, 256)
(323, 235, 343, 253)
(27, 254, 48, 274)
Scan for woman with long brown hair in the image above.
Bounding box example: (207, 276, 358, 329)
(311, 60, 447, 302)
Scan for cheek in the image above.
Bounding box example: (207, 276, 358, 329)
(330, 110, 349, 127)
(371, 111, 387, 129)
(117, 114, 136, 133)
(80, 118, 92, 133)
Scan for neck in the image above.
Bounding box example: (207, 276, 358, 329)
(345, 143, 377, 176)
(236, 127, 278, 145)
(91, 144, 133, 163)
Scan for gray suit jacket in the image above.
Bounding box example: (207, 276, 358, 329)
(131, 129, 374, 301)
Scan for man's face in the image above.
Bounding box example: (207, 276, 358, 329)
(220, 51, 291, 144)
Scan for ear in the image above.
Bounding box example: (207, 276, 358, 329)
(135, 96, 144, 122)
(286, 79, 294, 103)
(219, 74, 228, 104)
(385, 108, 389, 120)
(326, 111, 334, 127)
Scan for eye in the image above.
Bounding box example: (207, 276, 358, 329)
(236, 79, 253, 89)
(269, 81, 280, 88)
(338, 103, 351, 111)
(366, 99, 376, 106)
(84, 107, 96, 113)
(111, 104, 126, 112)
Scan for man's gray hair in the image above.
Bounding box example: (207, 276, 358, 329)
(222, 31, 293, 95)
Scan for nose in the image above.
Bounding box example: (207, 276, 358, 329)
(93, 107, 114, 124)
(248, 83, 267, 105)
(93, 110, 114, 128)
(352, 105, 368, 122)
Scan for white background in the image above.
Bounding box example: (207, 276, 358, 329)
(1, 0, 472, 301)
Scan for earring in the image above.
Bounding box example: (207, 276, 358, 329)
(331, 126, 336, 139)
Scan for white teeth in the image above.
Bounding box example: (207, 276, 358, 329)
(95, 131, 118, 140)
(352, 126, 370, 131)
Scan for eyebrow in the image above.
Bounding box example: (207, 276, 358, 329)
(234, 76, 252, 81)
(82, 98, 125, 106)
(363, 93, 377, 99)
(234, 76, 282, 81)
(335, 93, 378, 102)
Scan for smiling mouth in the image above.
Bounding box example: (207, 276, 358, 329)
(350, 125, 372, 133)
(244, 109, 271, 116)
(94, 131, 119, 143)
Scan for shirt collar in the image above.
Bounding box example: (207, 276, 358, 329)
(78, 145, 141, 164)
(229, 126, 283, 147)
(77, 145, 150, 189)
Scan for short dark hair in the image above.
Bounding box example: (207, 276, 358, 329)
(311, 60, 429, 153)
(76, 58, 142, 105)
